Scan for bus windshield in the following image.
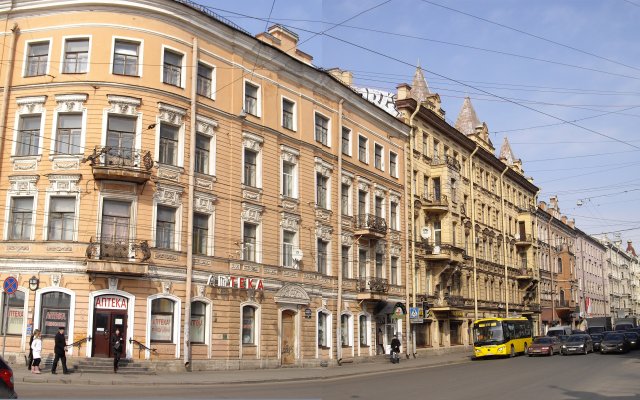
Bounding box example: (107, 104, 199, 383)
(473, 321, 504, 345)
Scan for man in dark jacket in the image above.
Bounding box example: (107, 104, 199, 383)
(390, 335, 401, 364)
(51, 326, 69, 374)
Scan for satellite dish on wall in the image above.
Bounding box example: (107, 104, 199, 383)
(420, 227, 432, 240)
(432, 245, 441, 255)
(292, 249, 304, 262)
(514, 233, 521, 240)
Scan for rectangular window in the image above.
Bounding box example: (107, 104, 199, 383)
(9, 197, 34, 240)
(48, 197, 75, 241)
(359, 315, 368, 346)
(341, 315, 350, 347)
(358, 135, 368, 163)
(244, 82, 259, 116)
(342, 127, 351, 155)
(113, 40, 139, 76)
(374, 144, 383, 170)
(243, 223, 258, 262)
(318, 312, 328, 347)
(315, 113, 329, 146)
(242, 306, 255, 344)
(282, 230, 295, 268)
(342, 246, 350, 278)
(433, 177, 441, 201)
(1, 291, 25, 335)
(196, 63, 213, 97)
(159, 123, 179, 166)
(374, 196, 383, 218)
(359, 249, 367, 278)
(192, 213, 209, 255)
(390, 202, 398, 230)
(434, 220, 442, 245)
(391, 257, 398, 285)
(105, 115, 136, 166)
(433, 139, 440, 162)
(422, 135, 428, 155)
(423, 175, 429, 198)
(190, 301, 206, 344)
(99, 200, 131, 259)
(62, 38, 89, 73)
(282, 162, 295, 198)
(375, 253, 383, 278)
(358, 190, 367, 216)
(26, 41, 49, 77)
(389, 152, 398, 177)
(341, 184, 350, 216)
(16, 115, 41, 156)
(244, 149, 257, 187)
(316, 173, 327, 209)
(194, 133, 210, 175)
(156, 206, 176, 250)
(317, 239, 328, 274)
(163, 49, 183, 86)
(150, 299, 175, 342)
(55, 113, 82, 155)
(282, 98, 295, 130)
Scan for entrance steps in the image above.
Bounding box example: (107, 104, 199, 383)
(42, 357, 156, 375)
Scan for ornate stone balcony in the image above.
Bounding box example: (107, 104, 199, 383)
(83, 146, 153, 184)
(421, 194, 449, 214)
(356, 277, 389, 301)
(85, 236, 150, 276)
(515, 233, 533, 247)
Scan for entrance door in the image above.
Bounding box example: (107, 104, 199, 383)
(92, 311, 127, 357)
(281, 310, 296, 365)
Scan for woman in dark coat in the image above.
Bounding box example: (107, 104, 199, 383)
(111, 328, 124, 373)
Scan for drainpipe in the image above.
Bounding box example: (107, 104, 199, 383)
(183, 36, 198, 370)
(469, 146, 479, 321)
(533, 189, 541, 335)
(405, 102, 421, 358)
(0, 24, 19, 159)
(499, 166, 509, 316)
(336, 98, 344, 364)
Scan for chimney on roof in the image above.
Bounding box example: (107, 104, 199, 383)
(327, 68, 353, 86)
(549, 196, 559, 211)
(256, 24, 313, 65)
(568, 219, 575, 229)
(561, 216, 567, 225)
(396, 83, 411, 101)
(538, 201, 547, 211)
(627, 240, 637, 257)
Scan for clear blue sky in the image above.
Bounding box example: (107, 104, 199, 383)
(200, 0, 640, 244)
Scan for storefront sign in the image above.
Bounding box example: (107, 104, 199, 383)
(207, 275, 264, 291)
(150, 314, 172, 341)
(95, 295, 128, 310)
(42, 308, 68, 335)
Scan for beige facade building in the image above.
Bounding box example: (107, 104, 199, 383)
(574, 229, 608, 322)
(0, 0, 411, 368)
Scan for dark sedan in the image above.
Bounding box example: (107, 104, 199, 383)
(561, 334, 593, 355)
(623, 331, 639, 350)
(600, 333, 630, 354)
(590, 334, 604, 352)
(528, 336, 561, 356)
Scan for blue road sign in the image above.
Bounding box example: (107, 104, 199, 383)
(3, 277, 17, 295)
(409, 307, 419, 319)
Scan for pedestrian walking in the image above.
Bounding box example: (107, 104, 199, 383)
(30, 330, 42, 374)
(112, 328, 124, 373)
(51, 326, 69, 375)
(27, 330, 35, 371)
(390, 335, 401, 364)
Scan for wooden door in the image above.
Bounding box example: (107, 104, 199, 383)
(281, 311, 295, 365)
(92, 311, 111, 357)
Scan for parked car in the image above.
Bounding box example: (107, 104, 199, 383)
(614, 323, 634, 331)
(0, 356, 17, 399)
(547, 326, 572, 337)
(590, 334, 604, 352)
(528, 336, 561, 356)
(561, 334, 593, 355)
(600, 333, 630, 354)
(557, 335, 570, 344)
(623, 331, 639, 350)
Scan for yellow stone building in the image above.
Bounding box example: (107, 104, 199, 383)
(0, 0, 410, 368)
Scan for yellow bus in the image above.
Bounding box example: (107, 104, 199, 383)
(472, 317, 533, 358)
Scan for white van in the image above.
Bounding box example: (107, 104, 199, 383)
(546, 326, 572, 337)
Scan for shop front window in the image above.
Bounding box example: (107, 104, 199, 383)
(40, 292, 70, 337)
(150, 298, 174, 343)
(190, 301, 206, 344)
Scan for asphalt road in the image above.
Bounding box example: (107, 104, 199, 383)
(17, 351, 640, 400)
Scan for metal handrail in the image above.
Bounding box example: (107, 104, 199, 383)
(355, 213, 387, 234)
(83, 146, 153, 171)
(66, 336, 92, 351)
(356, 277, 389, 294)
(129, 338, 158, 358)
(86, 236, 151, 262)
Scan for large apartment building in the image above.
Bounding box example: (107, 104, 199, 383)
(574, 229, 608, 323)
(0, 0, 410, 367)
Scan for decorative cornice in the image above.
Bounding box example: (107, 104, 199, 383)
(154, 183, 184, 207)
(281, 145, 299, 164)
(194, 191, 217, 213)
(107, 95, 141, 116)
(54, 93, 87, 113)
(196, 114, 218, 135)
(314, 157, 333, 178)
(8, 175, 39, 194)
(243, 131, 264, 151)
(16, 95, 47, 114)
(46, 174, 81, 193)
(158, 102, 188, 126)
(280, 212, 300, 232)
(241, 202, 264, 224)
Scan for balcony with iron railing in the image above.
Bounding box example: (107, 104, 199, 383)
(515, 233, 534, 247)
(421, 193, 449, 214)
(356, 277, 389, 300)
(554, 299, 576, 310)
(420, 242, 465, 264)
(430, 155, 461, 171)
(354, 214, 387, 239)
(85, 236, 150, 276)
(83, 146, 154, 183)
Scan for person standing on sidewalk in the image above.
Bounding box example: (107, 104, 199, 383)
(51, 326, 69, 375)
(112, 328, 124, 373)
(27, 330, 35, 371)
(390, 335, 401, 364)
(30, 330, 42, 374)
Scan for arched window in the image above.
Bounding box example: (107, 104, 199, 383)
(190, 301, 207, 344)
(242, 305, 256, 345)
(318, 311, 329, 348)
(150, 298, 175, 343)
(359, 315, 369, 346)
(40, 291, 71, 337)
(340, 314, 352, 347)
(1, 291, 25, 335)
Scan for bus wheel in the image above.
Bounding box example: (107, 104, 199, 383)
(510, 345, 515, 358)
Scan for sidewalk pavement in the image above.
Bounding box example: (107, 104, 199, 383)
(15, 351, 472, 386)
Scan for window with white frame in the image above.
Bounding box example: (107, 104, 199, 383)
(374, 196, 384, 219)
(190, 301, 207, 344)
(195, 133, 211, 175)
(317, 238, 328, 274)
(341, 314, 352, 347)
(242, 305, 257, 344)
(318, 311, 329, 348)
(374, 143, 383, 170)
(391, 256, 398, 285)
(282, 161, 295, 198)
(282, 230, 295, 268)
(244, 148, 258, 187)
(159, 123, 179, 166)
(16, 115, 41, 156)
(150, 298, 175, 342)
(1, 291, 25, 335)
(244, 81, 260, 116)
(359, 315, 369, 346)
(243, 223, 258, 262)
(193, 213, 209, 256)
(40, 291, 70, 337)
(341, 183, 350, 216)
(113, 39, 140, 76)
(106, 115, 136, 164)
(342, 245, 351, 278)
(47, 197, 75, 241)
(25, 41, 49, 77)
(342, 127, 351, 155)
(316, 172, 329, 209)
(358, 190, 367, 216)
(390, 201, 398, 230)
(358, 135, 368, 163)
(156, 206, 176, 250)
(359, 249, 368, 278)
(375, 253, 383, 278)
(54, 113, 82, 155)
(315, 113, 329, 146)
(389, 151, 398, 178)
(62, 38, 89, 74)
(9, 197, 34, 240)
(197, 62, 214, 98)
(282, 98, 295, 131)
(163, 49, 183, 87)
